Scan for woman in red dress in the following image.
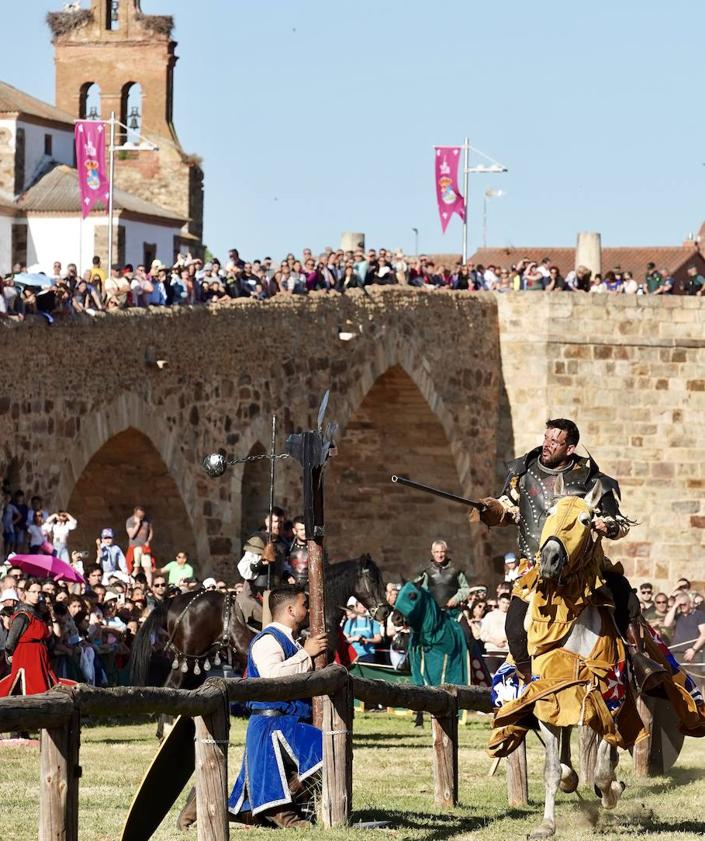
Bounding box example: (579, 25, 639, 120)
(0, 579, 70, 696)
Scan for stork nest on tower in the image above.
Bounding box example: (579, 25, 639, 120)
(46, 10, 94, 38)
(135, 13, 174, 37)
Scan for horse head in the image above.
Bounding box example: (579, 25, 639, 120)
(538, 480, 603, 586)
(355, 554, 390, 622)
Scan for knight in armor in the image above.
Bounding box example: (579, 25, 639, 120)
(237, 507, 293, 631)
(414, 539, 471, 618)
(478, 418, 639, 678)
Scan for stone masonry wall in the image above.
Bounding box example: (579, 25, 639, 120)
(0, 290, 501, 582)
(496, 293, 705, 590)
(1, 290, 703, 589)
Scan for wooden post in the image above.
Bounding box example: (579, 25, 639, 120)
(321, 674, 354, 827)
(633, 695, 653, 778)
(308, 535, 327, 728)
(506, 741, 528, 807)
(431, 693, 458, 808)
(195, 685, 229, 841)
(40, 709, 80, 841)
(580, 725, 599, 789)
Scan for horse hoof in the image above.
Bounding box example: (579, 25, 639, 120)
(559, 764, 579, 793)
(528, 820, 555, 839)
(599, 780, 626, 810)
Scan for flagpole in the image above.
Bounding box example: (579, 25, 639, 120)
(107, 111, 116, 268)
(462, 137, 469, 264)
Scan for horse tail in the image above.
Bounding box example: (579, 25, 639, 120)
(129, 599, 169, 686)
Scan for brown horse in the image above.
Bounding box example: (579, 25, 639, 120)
(129, 554, 389, 692)
(129, 590, 253, 690)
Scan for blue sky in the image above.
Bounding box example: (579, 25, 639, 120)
(3, 1, 705, 259)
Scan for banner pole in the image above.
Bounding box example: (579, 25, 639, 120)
(107, 112, 116, 268)
(462, 137, 469, 264)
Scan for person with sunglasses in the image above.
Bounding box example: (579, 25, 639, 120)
(646, 592, 671, 644)
(149, 577, 168, 606)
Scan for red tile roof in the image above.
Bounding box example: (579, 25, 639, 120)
(469, 245, 702, 278)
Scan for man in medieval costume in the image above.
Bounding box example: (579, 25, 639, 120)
(237, 508, 293, 631)
(480, 418, 705, 756)
(228, 585, 328, 827)
(414, 539, 471, 618)
(478, 418, 637, 679)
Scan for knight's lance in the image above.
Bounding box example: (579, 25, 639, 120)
(390, 474, 487, 511)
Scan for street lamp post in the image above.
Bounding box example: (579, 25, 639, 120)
(482, 189, 505, 249)
(460, 138, 508, 263)
(105, 111, 159, 267)
(412, 227, 419, 256)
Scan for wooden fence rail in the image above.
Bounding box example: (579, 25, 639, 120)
(0, 665, 494, 841)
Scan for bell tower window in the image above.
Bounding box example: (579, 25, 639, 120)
(120, 82, 142, 146)
(107, 0, 120, 31)
(79, 83, 101, 119)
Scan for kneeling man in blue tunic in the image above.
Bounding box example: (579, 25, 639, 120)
(229, 585, 328, 828)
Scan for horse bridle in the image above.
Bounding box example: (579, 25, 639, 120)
(356, 565, 389, 621)
(166, 590, 235, 673)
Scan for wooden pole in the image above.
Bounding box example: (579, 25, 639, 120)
(321, 674, 353, 827)
(195, 683, 229, 841)
(40, 709, 80, 841)
(633, 696, 654, 778)
(431, 691, 458, 808)
(580, 725, 599, 789)
(506, 741, 528, 807)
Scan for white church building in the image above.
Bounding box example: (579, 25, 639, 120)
(0, 80, 186, 276)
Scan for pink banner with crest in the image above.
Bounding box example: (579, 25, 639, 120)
(75, 121, 110, 218)
(434, 146, 465, 233)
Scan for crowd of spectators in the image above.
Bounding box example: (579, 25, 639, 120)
(2, 484, 703, 691)
(0, 489, 230, 688)
(3, 248, 705, 322)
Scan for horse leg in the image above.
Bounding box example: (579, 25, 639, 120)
(594, 739, 625, 810)
(529, 722, 561, 840)
(558, 725, 578, 793)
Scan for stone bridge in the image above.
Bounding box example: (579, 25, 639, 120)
(2, 289, 704, 589)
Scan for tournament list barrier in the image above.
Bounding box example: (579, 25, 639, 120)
(0, 664, 497, 840)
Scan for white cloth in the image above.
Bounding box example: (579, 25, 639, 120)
(238, 550, 261, 581)
(250, 621, 312, 678)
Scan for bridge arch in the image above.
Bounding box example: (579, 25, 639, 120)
(56, 393, 208, 571)
(327, 351, 475, 578)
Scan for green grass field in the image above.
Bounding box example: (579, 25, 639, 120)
(1, 712, 704, 841)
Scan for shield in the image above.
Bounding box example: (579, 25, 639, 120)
(121, 715, 196, 841)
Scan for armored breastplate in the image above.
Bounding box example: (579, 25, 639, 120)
(517, 460, 593, 560)
(426, 563, 460, 608)
(288, 541, 309, 584)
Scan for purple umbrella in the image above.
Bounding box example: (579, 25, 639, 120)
(9, 554, 85, 584)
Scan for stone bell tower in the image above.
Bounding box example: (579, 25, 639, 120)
(50, 0, 203, 251)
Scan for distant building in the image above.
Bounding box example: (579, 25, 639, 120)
(0, 0, 202, 274)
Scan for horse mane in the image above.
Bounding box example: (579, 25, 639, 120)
(128, 597, 169, 686)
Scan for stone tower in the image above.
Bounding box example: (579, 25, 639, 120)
(50, 0, 203, 252)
